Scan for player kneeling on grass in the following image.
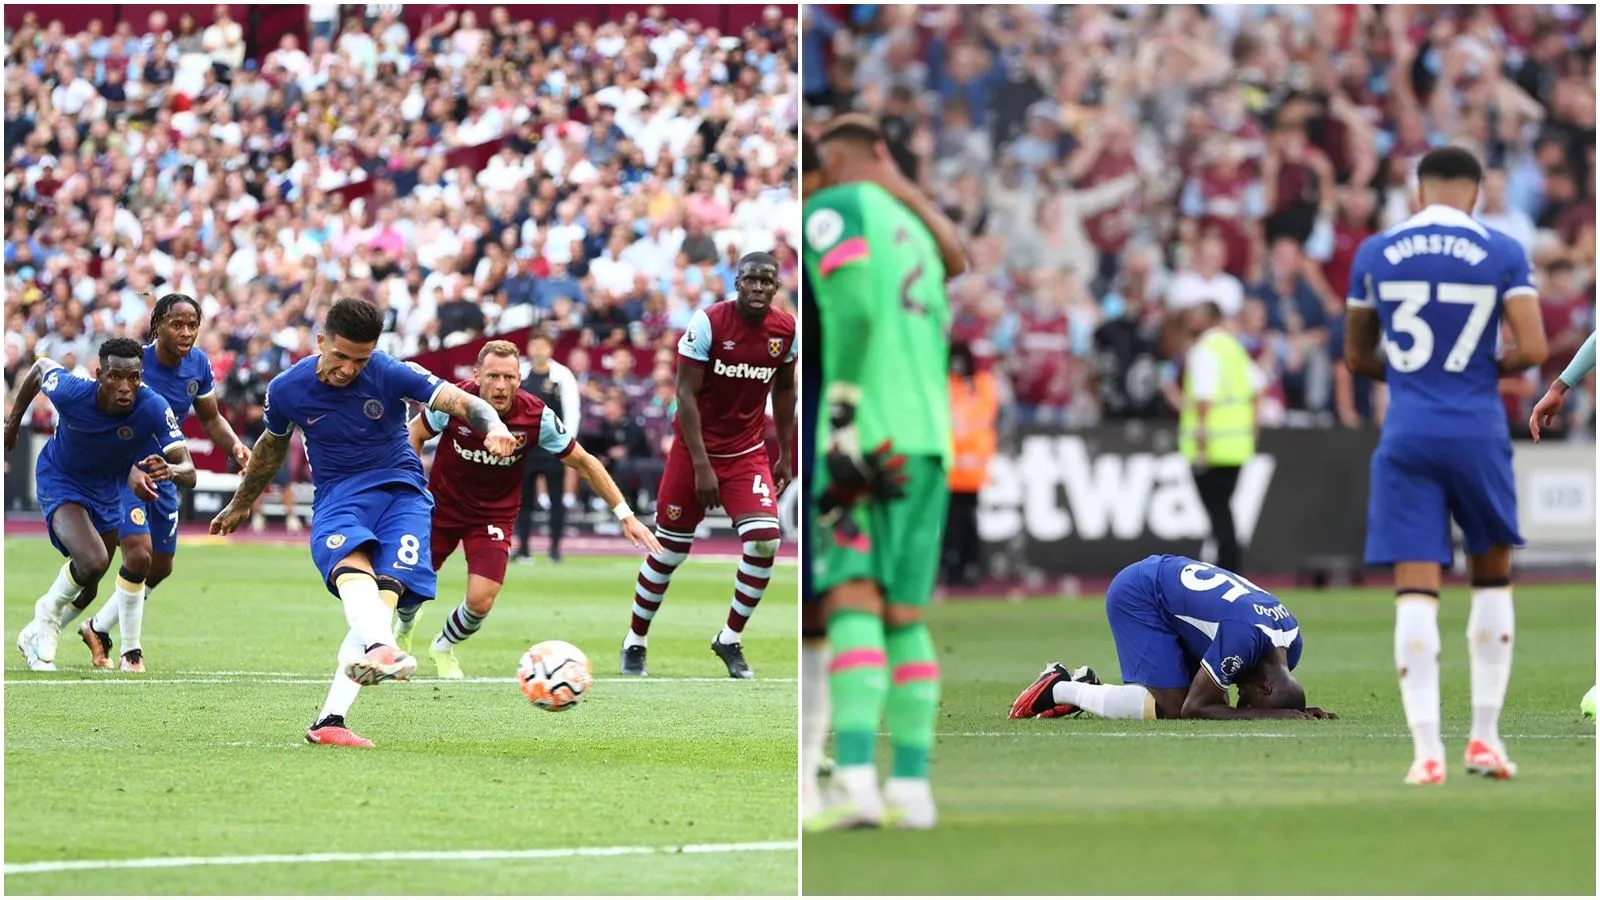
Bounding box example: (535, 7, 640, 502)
(7, 344, 196, 672)
(1009, 555, 1336, 721)
(401, 340, 660, 677)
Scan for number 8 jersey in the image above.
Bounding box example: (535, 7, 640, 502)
(804, 181, 952, 469)
(1346, 204, 1536, 440)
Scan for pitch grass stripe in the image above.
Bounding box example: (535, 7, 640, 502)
(3, 840, 799, 876)
(8, 676, 798, 686)
(931, 731, 1586, 740)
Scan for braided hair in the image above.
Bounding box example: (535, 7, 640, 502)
(149, 293, 202, 331)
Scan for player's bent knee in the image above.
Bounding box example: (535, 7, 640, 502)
(146, 556, 174, 588)
(746, 536, 781, 557)
(884, 604, 924, 630)
(826, 579, 884, 616)
(119, 545, 152, 579)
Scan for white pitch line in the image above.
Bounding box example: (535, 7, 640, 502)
(7, 676, 796, 686)
(934, 731, 1587, 740)
(3, 840, 798, 876)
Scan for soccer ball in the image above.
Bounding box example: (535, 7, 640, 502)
(1581, 685, 1596, 720)
(517, 640, 593, 712)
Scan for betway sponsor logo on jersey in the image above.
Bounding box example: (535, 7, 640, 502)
(977, 435, 1275, 544)
(453, 441, 522, 467)
(713, 358, 777, 381)
(1383, 233, 1488, 266)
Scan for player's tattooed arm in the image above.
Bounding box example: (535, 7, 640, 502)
(430, 383, 507, 436)
(4, 358, 62, 451)
(193, 393, 251, 469)
(228, 430, 290, 510)
(1342, 307, 1386, 381)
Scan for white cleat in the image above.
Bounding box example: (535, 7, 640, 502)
(1405, 758, 1446, 785)
(16, 622, 57, 672)
(1464, 739, 1518, 780)
(343, 646, 417, 686)
(883, 777, 938, 830)
(803, 765, 885, 831)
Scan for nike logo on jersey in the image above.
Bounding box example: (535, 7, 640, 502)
(307, 415, 328, 426)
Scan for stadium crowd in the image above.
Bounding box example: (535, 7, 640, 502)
(4, 4, 800, 528)
(804, 3, 1596, 440)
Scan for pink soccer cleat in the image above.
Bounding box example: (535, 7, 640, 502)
(342, 645, 416, 686)
(1405, 758, 1446, 785)
(1464, 739, 1518, 780)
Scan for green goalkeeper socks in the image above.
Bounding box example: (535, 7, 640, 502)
(827, 610, 889, 767)
(885, 622, 940, 779)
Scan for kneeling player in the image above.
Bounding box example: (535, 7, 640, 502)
(1009, 555, 1335, 721)
(401, 340, 659, 676)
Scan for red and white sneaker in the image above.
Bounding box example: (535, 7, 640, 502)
(1008, 663, 1099, 720)
(306, 716, 375, 748)
(1464, 739, 1518, 780)
(1405, 758, 1446, 785)
(343, 645, 416, 686)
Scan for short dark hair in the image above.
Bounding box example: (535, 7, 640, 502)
(817, 113, 884, 148)
(1416, 145, 1484, 185)
(738, 251, 778, 271)
(323, 297, 384, 344)
(99, 337, 143, 362)
(151, 292, 201, 328)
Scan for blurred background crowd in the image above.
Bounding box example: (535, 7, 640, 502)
(804, 3, 1596, 442)
(4, 3, 800, 537)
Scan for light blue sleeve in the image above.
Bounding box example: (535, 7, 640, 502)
(784, 334, 798, 364)
(1560, 332, 1596, 388)
(677, 308, 713, 363)
(422, 406, 451, 434)
(539, 406, 576, 456)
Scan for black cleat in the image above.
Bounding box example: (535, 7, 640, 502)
(620, 644, 649, 677)
(711, 636, 754, 679)
(549, 546, 563, 564)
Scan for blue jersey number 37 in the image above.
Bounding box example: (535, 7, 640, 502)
(1378, 281, 1498, 374)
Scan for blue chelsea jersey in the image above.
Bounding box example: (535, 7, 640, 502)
(1153, 555, 1301, 689)
(38, 367, 185, 486)
(262, 352, 445, 505)
(139, 343, 215, 452)
(1347, 205, 1536, 439)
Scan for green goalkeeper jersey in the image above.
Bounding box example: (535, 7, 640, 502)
(804, 181, 952, 470)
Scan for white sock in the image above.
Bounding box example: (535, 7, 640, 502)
(39, 562, 84, 617)
(336, 572, 395, 650)
(1395, 594, 1445, 763)
(91, 598, 120, 634)
(317, 629, 366, 724)
(1052, 681, 1158, 720)
(801, 640, 831, 785)
(717, 625, 742, 646)
(1467, 586, 1515, 747)
(623, 631, 647, 649)
(114, 576, 147, 653)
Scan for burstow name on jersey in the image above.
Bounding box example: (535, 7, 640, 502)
(713, 359, 778, 381)
(1381, 232, 1490, 267)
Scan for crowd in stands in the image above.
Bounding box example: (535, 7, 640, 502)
(4, 4, 800, 520)
(805, 4, 1596, 441)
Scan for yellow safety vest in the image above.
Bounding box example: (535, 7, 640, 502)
(1179, 329, 1256, 467)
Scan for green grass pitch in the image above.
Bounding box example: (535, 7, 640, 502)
(4, 539, 797, 895)
(804, 584, 1595, 896)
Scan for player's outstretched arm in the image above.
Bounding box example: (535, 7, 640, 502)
(429, 383, 514, 455)
(4, 358, 62, 452)
(211, 431, 290, 534)
(406, 413, 433, 463)
(194, 393, 251, 470)
(560, 441, 662, 553)
(149, 442, 198, 490)
(1341, 307, 1387, 381)
(1531, 331, 1595, 442)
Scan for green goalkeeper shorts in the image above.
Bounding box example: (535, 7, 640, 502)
(811, 456, 949, 606)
